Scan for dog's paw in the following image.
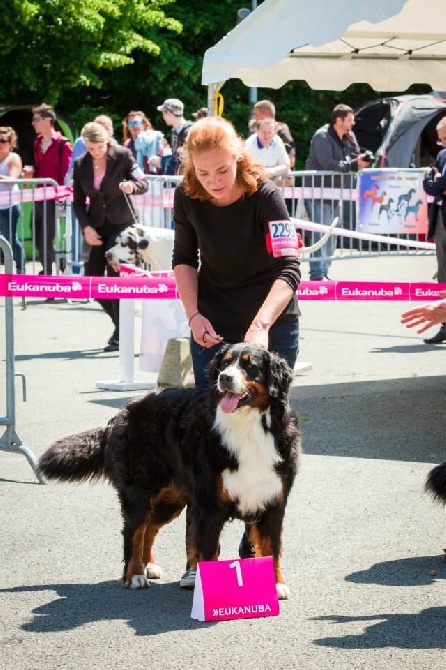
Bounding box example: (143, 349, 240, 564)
(128, 574, 151, 589)
(145, 562, 162, 579)
(276, 583, 290, 600)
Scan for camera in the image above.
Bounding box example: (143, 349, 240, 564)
(362, 150, 375, 163)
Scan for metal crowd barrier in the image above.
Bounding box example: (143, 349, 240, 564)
(275, 168, 433, 261)
(0, 170, 434, 283)
(0, 177, 68, 277)
(0, 235, 45, 483)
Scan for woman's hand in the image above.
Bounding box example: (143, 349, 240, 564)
(119, 181, 134, 195)
(244, 322, 269, 349)
(83, 226, 103, 246)
(189, 312, 222, 348)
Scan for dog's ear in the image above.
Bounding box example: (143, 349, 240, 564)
(206, 343, 231, 386)
(264, 350, 292, 399)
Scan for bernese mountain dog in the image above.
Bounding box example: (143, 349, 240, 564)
(37, 343, 300, 600)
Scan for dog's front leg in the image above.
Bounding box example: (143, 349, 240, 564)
(187, 505, 225, 566)
(123, 522, 151, 589)
(247, 509, 290, 600)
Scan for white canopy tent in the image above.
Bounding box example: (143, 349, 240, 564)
(202, 0, 446, 98)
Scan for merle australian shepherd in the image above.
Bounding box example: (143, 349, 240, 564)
(38, 343, 300, 600)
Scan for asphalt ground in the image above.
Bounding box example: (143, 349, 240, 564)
(1, 252, 445, 670)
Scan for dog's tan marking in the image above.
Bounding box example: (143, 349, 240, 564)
(249, 526, 285, 584)
(241, 353, 250, 361)
(248, 381, 270, 411)
(125, 523, 148, 587)
(124, 486, 187, 587)
(142, 486, 187, 565)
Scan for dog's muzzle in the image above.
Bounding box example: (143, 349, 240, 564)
(217, 371, 256, 414)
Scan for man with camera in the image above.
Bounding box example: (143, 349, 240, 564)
(304, 104, 372, 281)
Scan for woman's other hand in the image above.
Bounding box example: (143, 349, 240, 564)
(119, 181, 134, 195)
(83, 225, 103, 246)
(189, 312, 222, 348)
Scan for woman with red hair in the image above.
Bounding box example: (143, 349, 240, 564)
(173, 115, 301, 389)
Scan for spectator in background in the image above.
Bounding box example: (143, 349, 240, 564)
(67, 115, 115, 271)
(250, 99, 296, 169)
(68, 115, 115, 174)
(153, 98, 192, 175)
(122, 110, 164, 175)
(419, 118, 446, 344)
(0, 126, 25, 273)
(303, 104, 370, 281)
(32, 103, 72, 275)
(192, 107, 209, 121)
(73, 122, 148, 352)
(245, 117, 290, 180)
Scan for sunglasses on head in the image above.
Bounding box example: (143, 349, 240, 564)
(128, 120, 142, 127)
(0, 137, 10, 144)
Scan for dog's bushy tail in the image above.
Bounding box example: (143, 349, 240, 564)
(37, 428, 106, 483)
(425, 462, 446, 504)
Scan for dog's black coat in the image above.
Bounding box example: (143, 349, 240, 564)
(38, 343, 300, 594)
(426, 463, 446, 505)
(425, 463, 446, 559)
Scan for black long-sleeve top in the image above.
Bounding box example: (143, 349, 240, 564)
(173, 179, 300, 340)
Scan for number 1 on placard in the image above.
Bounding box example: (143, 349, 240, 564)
(229, 560, 244, 587)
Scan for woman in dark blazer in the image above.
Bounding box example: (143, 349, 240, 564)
(73, 122, 148, 351)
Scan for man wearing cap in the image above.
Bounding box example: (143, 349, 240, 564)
(32, 102, 72, 275)
(156, 98, 192, 175)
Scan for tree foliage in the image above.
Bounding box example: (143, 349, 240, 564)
(0, 0, 181, 103)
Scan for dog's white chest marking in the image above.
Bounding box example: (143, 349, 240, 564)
(215, 408, 282, 515)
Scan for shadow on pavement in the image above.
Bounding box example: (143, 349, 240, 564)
(370, 344, 446, 354)
(15, 349, 118, 361)
(345, 554, 446, 587)
(0, 580, 214, 636)
(292, 376, 446, 463)
(312, 606, 446, 649)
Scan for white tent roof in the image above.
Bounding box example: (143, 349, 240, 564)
(202, 0, 446, 91)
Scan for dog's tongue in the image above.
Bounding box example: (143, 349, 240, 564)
(220, 392, 242, 414)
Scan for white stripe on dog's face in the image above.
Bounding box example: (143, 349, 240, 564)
(217, 364, 245, 394)
(105, 244, 136, 267)
(105, 225, 174, 271)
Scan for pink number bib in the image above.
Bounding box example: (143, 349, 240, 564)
(268, 220, 301, 257)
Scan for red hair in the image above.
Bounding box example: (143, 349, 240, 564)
(180, 116, 266, 201)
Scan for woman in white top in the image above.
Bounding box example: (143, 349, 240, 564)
(0, 126, 24, 273)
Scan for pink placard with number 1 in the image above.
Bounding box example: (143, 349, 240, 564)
(191, 557, 280, 622)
